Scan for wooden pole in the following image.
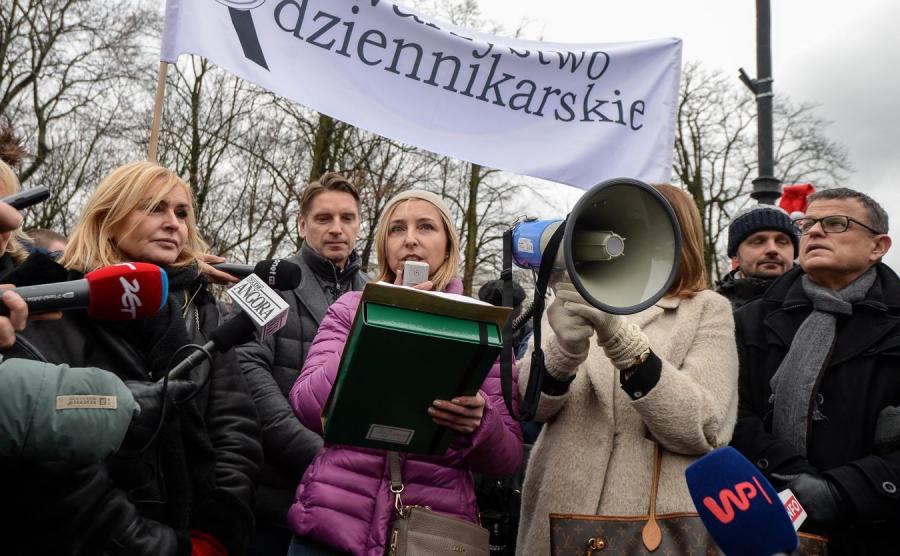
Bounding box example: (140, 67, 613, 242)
(147, 61, 169, 162)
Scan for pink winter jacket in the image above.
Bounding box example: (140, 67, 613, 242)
(288, 277, 523, 555)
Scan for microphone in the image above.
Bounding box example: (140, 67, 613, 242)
(213, 258, 302, 290)
(1, 186, 51, 211)
(0, 262, 168, 320)
(166, 273, 290, 380)
(685, 446, 799, 556)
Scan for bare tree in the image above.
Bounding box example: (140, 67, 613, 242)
(673, 63, 852, 280)
(0, 0, 155, 231)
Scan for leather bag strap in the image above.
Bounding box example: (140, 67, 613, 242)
(388, 451, 405, 514)
(388, 451, 403, 490)
(642, 443, 663, 551)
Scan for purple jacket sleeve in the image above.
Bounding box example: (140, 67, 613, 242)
(290, 292, 361, 434)
(453, 350, 523, 478)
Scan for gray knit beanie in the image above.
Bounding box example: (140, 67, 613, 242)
(381, 189, 453, 226)
(727, 205, 799, 257)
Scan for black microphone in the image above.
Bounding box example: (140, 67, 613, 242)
(165, 312, 261, 380)
(213, 259, 302, 290)
(1, 186, 50, 211)
(166, 263, 298, 380)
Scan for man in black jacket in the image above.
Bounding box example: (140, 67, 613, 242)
(237, 172, 370, 554)
(731, 188, 899, 554)
(715, 205, 798, 309)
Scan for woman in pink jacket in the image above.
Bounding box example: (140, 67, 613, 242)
(287, 190, 523, 555)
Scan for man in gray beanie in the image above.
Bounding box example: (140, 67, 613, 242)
(715, 205, 799, 308)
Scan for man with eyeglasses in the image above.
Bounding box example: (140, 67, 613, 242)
(715, 206, 798, 308)
(731, 188, 899, 554)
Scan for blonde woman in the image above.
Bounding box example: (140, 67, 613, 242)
(516, 184, 739, 554)
(286, 190, 523, 555)
(6, 161, 261, 556)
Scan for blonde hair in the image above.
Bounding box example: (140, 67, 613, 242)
(373, 191, 460, 292)
(653, 184, 709, 298)
(60, 161, 208, 272)
(0, 159, 30, 264)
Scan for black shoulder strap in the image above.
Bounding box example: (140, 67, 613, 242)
(498, 222, 566, 421)
(499, 229, 517, 418)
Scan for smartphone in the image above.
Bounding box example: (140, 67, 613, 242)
(402, 260, 429, 287)
(1, 186, 50, 211)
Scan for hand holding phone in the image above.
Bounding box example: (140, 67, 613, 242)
(401, 260, 429, 287)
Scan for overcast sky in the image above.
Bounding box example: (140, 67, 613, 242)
(473, 0, 900, 270)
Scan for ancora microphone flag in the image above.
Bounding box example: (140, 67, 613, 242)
(161, 0, 681, 189)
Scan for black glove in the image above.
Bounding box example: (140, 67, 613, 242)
(875, 405, 900, 455)
(119, 380, 197, 453)
(771, 472, 851, 530)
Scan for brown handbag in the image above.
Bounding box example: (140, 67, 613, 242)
(385, 451, 490, 556)
(549, 444, 829, 555)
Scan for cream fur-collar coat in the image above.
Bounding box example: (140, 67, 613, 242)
(516, 290, 738, 555)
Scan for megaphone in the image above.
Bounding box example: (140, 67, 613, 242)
(511, 177, 682, 314)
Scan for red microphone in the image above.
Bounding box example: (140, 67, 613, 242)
(0, 262, 169, 320)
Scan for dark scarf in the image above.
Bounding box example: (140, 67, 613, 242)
(769, 267, 877, 455)
(715, 268, 773, 306)
(301, 242, 361, 304)
(114, 263, 206, 379)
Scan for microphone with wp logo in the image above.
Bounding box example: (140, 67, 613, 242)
(685, 446, 809, 556)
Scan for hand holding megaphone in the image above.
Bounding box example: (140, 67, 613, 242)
(546, 276, 598, 357)
(549, 275, 650, 371)
(552, 275, 623, 344)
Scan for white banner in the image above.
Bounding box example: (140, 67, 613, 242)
(161, 0, 681, 188)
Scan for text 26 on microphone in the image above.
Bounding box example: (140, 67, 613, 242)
(227, 274, 289, 340)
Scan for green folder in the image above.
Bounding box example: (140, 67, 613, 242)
(321, 282, 511, 455)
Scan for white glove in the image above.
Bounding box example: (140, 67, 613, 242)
(546, 287, 593, 357)
(553, 279, 623, 344)
(553, 277, 650, 370)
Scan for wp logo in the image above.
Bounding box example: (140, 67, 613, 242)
(703, 476, 773, 524)
(216, 0, 270, 70)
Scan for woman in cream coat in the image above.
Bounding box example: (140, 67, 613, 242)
(516, 184, 739, 554)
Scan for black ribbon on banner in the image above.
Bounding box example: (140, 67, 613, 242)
(228, 8, 269, 70)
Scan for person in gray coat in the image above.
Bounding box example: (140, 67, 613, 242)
(236, 172, 370, 555)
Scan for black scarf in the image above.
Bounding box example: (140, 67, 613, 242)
(301, 242, 362, 303)
(113, 263, 205, 379)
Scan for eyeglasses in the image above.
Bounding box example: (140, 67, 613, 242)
(793, 215, 883, 235)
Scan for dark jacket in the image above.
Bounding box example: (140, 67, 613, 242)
(714, 268, 776, 309)
(731, 263, 900, 555)
(1, 261, 262, 556)
(236, 243, 369, 526)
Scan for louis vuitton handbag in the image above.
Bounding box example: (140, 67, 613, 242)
(385, 452, 489, 556)
(549, 444, 828, 555)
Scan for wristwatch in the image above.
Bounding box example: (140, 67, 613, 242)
(630, 348, 651, 368)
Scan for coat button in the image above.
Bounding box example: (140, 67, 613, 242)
(883, 482, 897, 494)
(633, 391, 643, 399)
(757, 458, 769, 470)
